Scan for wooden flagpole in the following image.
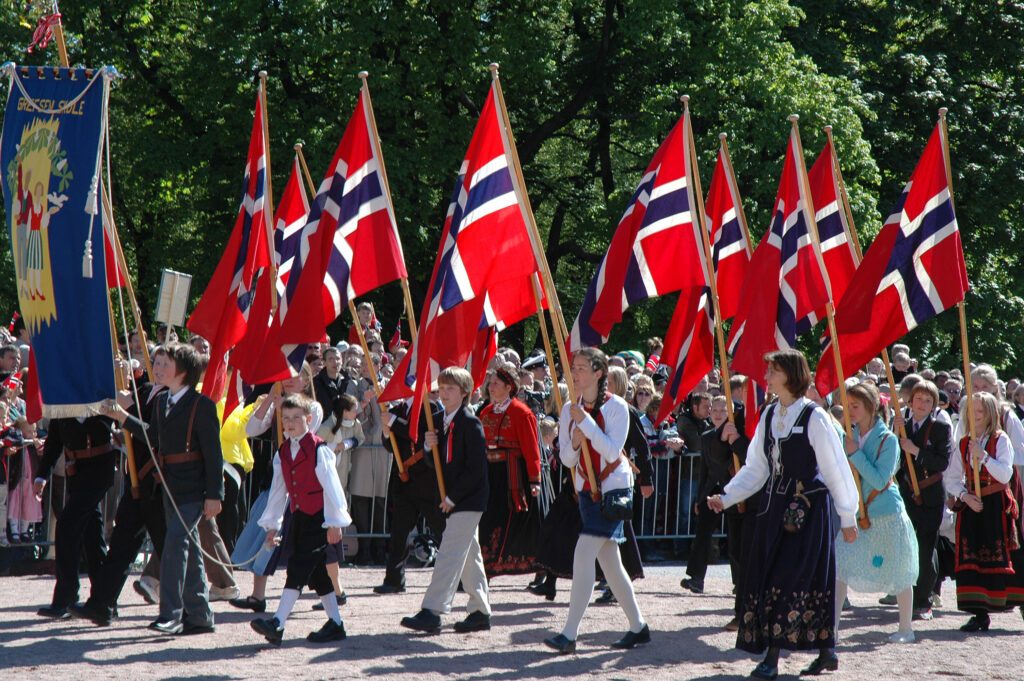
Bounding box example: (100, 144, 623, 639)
(937, 108, 981, 496)
(258, 72, 279, 312)
(825, 125, 921, 500)
(718, 133, 755, 253)
(531, 273, 563, 413)
(357, 72, 446, 498)
(488, 63, 600, 499)
(293, 141, 409, 482)
(788, 115, 867, 524)
(681, 97, 745, 498)
(49, 12, 146, 497)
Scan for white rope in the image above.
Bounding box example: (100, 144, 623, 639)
(3, 62, 105, 115)
(104, 107, 257, 571)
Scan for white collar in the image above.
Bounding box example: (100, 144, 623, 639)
(493, 397, 512, 414)
(167, 386, 189, 404)
(443, 406, 459, 430)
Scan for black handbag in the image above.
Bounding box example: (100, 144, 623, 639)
(601, 487, 634, 521)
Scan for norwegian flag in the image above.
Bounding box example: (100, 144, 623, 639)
(223, 366, 253, 420)
(378, 83, 539, 433)
(704, 138, 752, 320)
(728, 125, 830, 383)
(743, 379, 766, 439)
(234, 154, 309, 386)
(807, 138, 858, 308)
(816, 122, 968, 395)
(275, 87, 407, 370)
(570, 115, 707, 349)
(187, 88, 271, 400)
(656, 287, 714, 424)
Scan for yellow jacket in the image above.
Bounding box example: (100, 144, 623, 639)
(218, 399, 256, 472)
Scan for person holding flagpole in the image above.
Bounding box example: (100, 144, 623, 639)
(543, 347, 649, 654)
(708, 349, 858, 679)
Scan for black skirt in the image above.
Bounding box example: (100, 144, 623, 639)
(480, 458, 542, 576)
(737, 477, 837, 654)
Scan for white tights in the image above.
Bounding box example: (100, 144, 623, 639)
(835, 581, 913, 640)
(561, 534, 645, 640)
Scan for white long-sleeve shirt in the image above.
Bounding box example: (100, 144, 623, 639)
(952, 404, 1024, 466)
(258, 436, 351, 532)
(942, 431, 1014, 499)
(559, 394, 633, 493)
(245, 399, 323, 438)
(719, 397, 859, 529)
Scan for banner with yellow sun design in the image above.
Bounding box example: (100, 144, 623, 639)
(1, 64, 116, 417)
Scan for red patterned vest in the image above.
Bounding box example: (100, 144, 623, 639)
(279, 432, 326, 515)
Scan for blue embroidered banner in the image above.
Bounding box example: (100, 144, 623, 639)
(1, 65, 115, 417)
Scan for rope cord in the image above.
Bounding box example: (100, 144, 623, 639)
(105, 112, 257, 570)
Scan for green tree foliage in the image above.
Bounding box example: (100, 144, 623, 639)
(0, 1, 1017, 375)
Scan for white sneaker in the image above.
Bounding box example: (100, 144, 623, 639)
(930, 593, 943, 609)
(209, 585, 241, 602)
(888, 630, 916, 644)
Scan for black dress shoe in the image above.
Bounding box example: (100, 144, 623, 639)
(800, 652, 839, 675)
(373, 583, 406, 594)
(228, 596, 267, 612)
(611, 623, 651, 649)
(312, 592, 348, 610)
(595, 588, 617, 605)
(37, 605, 70, 619)
(251, 617, 285, 645)
(400, 609, 441, 633)
(307, 618, 347, 643)
(527, 581, 556, 601)
(960, 615, 990, 632)
(680, 578, 704, 594)
(453, 611, 491, 633)
(149, 619, 184, 635)
(181, 622, 216, 635)
(69, 601, 113, 627)
(543, 633, 576, 654)
(750, 661, 779, 679)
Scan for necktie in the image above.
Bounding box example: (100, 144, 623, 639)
(166, 396, 175, 417)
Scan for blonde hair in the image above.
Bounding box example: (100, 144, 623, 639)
(968, 391, 1002, 437)
(607, 366, 629, 398)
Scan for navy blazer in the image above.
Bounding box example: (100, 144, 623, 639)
(439, 405, 489, 513)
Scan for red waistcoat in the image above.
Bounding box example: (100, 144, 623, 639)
(279, 432, 326, 515)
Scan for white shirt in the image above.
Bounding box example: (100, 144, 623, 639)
(258, 435, 351, 532)
(719, 397, 860, 529)
(942, 431, 1014, 499)
(164, 386, 190, 414)
(952, 404, 1024, 466)
(246, 399, 323, 438)
(558, 394, 633, 493)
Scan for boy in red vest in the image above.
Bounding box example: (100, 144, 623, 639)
(250, 395, 351, 645)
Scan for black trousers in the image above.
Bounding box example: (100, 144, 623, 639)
(284, 509, 333, 596)
(216, 464, 245, 555)
(685, 501, 721, 583)
(906, 500, 944, 609)
(351, 495, 387, 564)
(90, 483, 166, 610)
(383, 470, 446, 587)
(52, 459, 115, 608)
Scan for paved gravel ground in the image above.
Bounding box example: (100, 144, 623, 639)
(2, 563, 1022, 680)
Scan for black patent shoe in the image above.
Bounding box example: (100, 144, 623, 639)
(307, 618, 346, 643)
(595, 587, 617, 604)
(543, 633, 576, 654)
(37, 605, 70, 619)
(251, 617, 284, 645)
(228, 595, 267, 612)
(750, 661, 778, 679)
(800, 652, 839, 675)
(373, 583, 406, 594)
(528, 581, 556, 601)
(611, 623, 650, 649)
(149, 619, 183, 635)
(69, 601, 112, 626)
(960, 614, 990, 632)
(312, 592, 348, 610)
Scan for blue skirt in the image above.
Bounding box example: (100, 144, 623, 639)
(231, 490, 293, 576)
(579, 491, 627, 544)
